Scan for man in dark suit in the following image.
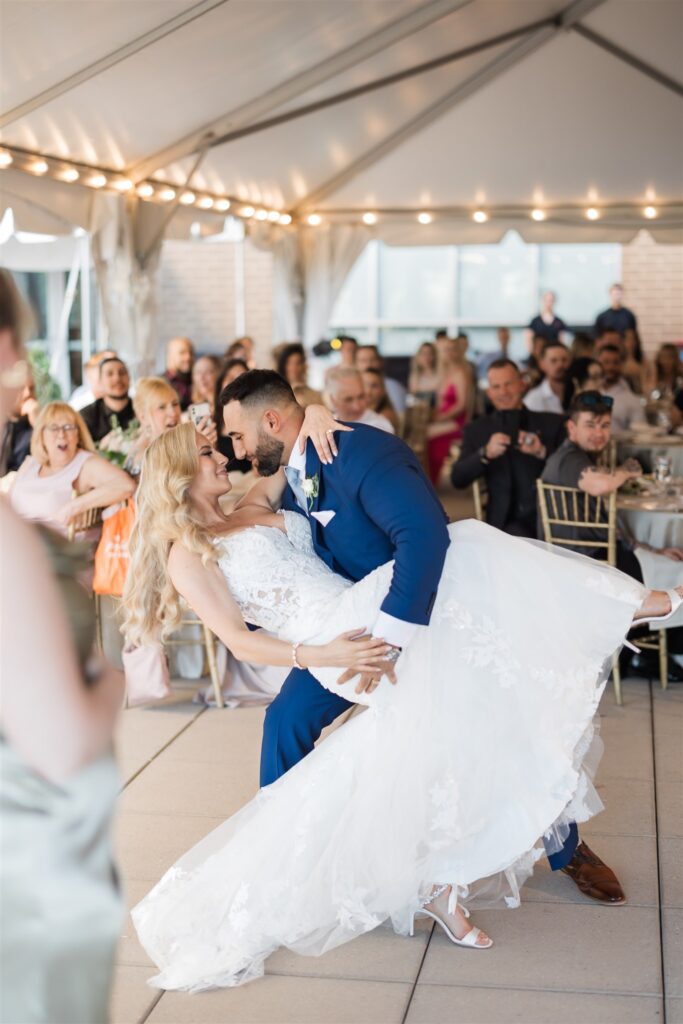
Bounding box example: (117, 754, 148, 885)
(451, 359, 566, 537)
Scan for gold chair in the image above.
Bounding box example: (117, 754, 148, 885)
(163, 609, 224, 708)
(67, 504, 104, 541)
(536, 480, 667, 705)
(402, 400, 431, 473)
(472, 478, 488, 523)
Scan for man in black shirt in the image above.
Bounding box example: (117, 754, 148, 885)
(594, 283, 637, 336)
(451, 359, 566, 537)
(526, 290, 568, 344)
(80, 357, 136, 443)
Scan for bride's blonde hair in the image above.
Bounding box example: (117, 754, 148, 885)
(121, 421, 218, 647)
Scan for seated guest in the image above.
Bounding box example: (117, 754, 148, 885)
(570, 332, 595, 361)
(651, 342, 683, 400)
(520, 332, 546, 390)
(524, 341, 570, 414)
(524, 290, 568, 348)
(428, 336, 470, 485)
(69, 349, 116, 411)
(355, 345, 407, 414)
(277, 342, 322, 408)
(622, 329, 646, 395)
(476, 327, 513, 382)
(337, 334, 358, 367)
(11, 402, 134, 535)
(324, 366, 394, 433)
(361, 368, 400, 433)
(0, 375, 39, 475)
(451, 359, 565, 537)
(597, 344, 646, 432)
(191, 355, 221, 413)
(215, 359, 252, 468)
(563, 356, 604, 408)
(408, 341, 438, 406)
(80, 357, 136, 443)
(126, 376, 218, 477)
(164, 336, 195, 410)
(594, 326, 623, 354)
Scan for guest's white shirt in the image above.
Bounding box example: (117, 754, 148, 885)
(524, 378, 564, 415)
(602, 378, 647, 433)
(357, 409, 395, 434)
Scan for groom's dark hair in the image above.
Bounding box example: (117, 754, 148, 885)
(219, 369, 298, 410)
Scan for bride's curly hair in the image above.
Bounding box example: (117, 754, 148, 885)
(121, 421, 218, 647)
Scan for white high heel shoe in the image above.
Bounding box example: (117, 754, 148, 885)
(412, 885, 493, 950)
(630, 588, 683, 632)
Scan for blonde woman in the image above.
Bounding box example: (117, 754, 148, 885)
(10, 401, 133, 534)
(125, 376, 217, 477)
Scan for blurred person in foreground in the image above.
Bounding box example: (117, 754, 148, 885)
(597, 345, 646, 432)
(0, 269, 124, 1024)
(451, 359, 565, 537)
(324, 366, 394, 433)
(362, 367, 400, 433)
(277, 342, 323, 408)
(0, 370, 39, 475)
(80, 356, 136, 443)
(164, 336, 195, 410)
(10, 401, 134, 534)
(524, 341, 571, 415)
(355, 345, 407, 414)
(69, 349, 117, 411)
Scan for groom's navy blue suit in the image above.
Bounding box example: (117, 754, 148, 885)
(259, 421, 578, 871)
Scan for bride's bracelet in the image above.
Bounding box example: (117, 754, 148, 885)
(292, 642, 304, 670)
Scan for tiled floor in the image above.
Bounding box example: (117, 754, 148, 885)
(110, 677, 682, 1024)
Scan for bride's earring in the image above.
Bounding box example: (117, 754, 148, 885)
(0, 359, 29, 389)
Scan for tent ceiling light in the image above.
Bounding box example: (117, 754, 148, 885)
(159, 187, 176, 201)
(112, 178, 133, 192)
(87, 173, 107, 188)
(531, 208, 546, 221)
(267, 210, 280, 222)
(136, 183, 154, 198)
(473, 209, 488, 223)
(643, 205, 658, 219)
(255, 209, 268, 221)
(214, 198, 230, 212)
(240, 205, 255, 217)
(197, 196, 214, 209)
(307, 213, 322, 226)
(61, 167, 79, 182)
(30, 159, 49, 175)
(417, 212, 432, 224)
(362, 212, 377, 225)
(179, 191, 196, 205)
(278, 213, 292, 225)
(0, 151, 13, 168)
(585, 207, 601, 220)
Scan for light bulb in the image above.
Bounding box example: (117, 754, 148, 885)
(362, 212, 377, 225)
(278, 213, 292, 225)
(31, 159, 49, 175)
(197, 196, 214, 209)
(417, 212, 432, 225)
(87, 173, 107, 188)
(61, 167, 79, 182)
(159, 188, 176, 202)
(214, 198, 230, 212)
(643, 206, 658, 219)
(240, 205, 255, 218)
(307, 213, 322, 226)
(531, 208, 546, 221)
(136, 183, 154, 198)
(473, 209, 488, 223)
(585, 207, 600, 221)
(267, 210, 280, 222)
(112, 178, 133, 192)
(179, 191, 196, 205)
(255, 209, 268, 221)
(0, 150, 13, 168)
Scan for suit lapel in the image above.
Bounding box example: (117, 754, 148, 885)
(304, 442, 323, 516)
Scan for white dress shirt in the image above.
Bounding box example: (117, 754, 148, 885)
(358, 409, 395, 434)
(523, 378, 564, 415)
(602, 378, 647, 433)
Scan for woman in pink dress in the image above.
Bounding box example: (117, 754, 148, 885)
(11, 401, 134, 535)
(427, 337, 469, 485)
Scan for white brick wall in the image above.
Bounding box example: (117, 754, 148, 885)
(621, 230, 683, 353)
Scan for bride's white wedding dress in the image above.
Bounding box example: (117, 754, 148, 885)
(133, 511, 644, 991)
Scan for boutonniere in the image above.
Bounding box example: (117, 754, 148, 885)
(302, 472, 319, 510)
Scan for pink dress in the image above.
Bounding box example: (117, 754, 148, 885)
(427, 381, 466, 485)
(10, 450, 93, 536)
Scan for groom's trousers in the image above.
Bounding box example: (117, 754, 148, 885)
(260, 668, 353, 788)
(260, 669, 580, 871)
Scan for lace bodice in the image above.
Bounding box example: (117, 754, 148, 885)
(214, 510, 351, 640)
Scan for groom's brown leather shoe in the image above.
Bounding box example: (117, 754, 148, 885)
(561, 842, 626, 903)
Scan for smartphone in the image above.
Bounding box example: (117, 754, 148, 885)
(188, 402, 211, 427)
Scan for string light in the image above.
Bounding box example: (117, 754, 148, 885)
(112, 178, 133, 192)
(179, 191, 196, 205)
(0, 150, 13, 168)
(278, 213, 292, 225)
(531, 208, 546, 221)
(136, 183, 154, 198)
(255, 209, 268, 221)
(307, 213, 322, 226)
(60, 167, 80, 182)
(362, 212, 377, 225)
(30, 159, 49, 175)
(87, 173, 107, 188)
(473, 209, 488, 223)
(159, 187, 176, 202)
(585, 207, 600, 220)
(267, 210, 280, 222)
(240, 205, 255, 217)
(214, 198, 231, 212)
(417, 212, 432, 224)
(643, 206, 658, 219)
(197, 196, 214, 209)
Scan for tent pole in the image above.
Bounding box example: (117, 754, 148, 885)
(572, 24, 683, 98)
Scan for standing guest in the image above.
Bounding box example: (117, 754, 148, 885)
(355, 345, 407, 414)
(215, 359, 252, 468)
(524, 341, 571, 414)
(570, 333, 595, 361)
(192, 355, 221, 412)
(324, 366, 394, 433)
(0, 374, 39, 475)
(69, 349, 116, 411)
(337, 335, 358, 367)
(597, 345, 646, 432)
(564, 357, 605, 408)
(409, 341, 439, 406)
(476, 327, 513, 382)
(595, 283, 638, 337)
(362, 368, 400, 433)
(0, 269, 124, 1024)
(164, 336, 195, 410)
(79, 357, 136, 444)
(427, 336, 469, 485)
(451, 359, 565, 537)
(525, 291, 568, 348)
(10, 402, 134, 535)
(277, 342, 323, 407)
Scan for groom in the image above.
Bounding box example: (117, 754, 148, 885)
(221, 369, 625, 905)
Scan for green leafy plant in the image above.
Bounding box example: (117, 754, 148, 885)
(28, 346, 62, 404)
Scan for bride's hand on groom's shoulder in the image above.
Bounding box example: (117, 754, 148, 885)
(298, 405, 353, 464)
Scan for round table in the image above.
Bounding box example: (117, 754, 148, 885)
(617, 431, 683, 478)
(617, 490, 683, 628)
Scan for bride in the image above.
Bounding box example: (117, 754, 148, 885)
(124, 419, 679, 992)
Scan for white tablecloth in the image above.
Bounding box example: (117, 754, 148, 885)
(618, 500, 683, 628)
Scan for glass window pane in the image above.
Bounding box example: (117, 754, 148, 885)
(330, 243, 373, 324)
(458, 231, 535, 323)
(538, 244, 621, 326)
(379, 327, 437, 356)
(379, 245, 451, 321)
(459, 327, 527, 364)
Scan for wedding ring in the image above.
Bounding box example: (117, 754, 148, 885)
(326, 429, 334, 435)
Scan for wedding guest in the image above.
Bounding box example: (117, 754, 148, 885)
(454, 332, 480, 419)
(451, 359, 565, 537)
(191, 355, 221, 412)
(355, 345, 407, 413)
(225, 336, 255, 368)
(520, 332, 546, 390)
(277, 342, 323, 407)
(594, 326, 623, 353)
(408, 341, 439, 406)
(525, 290, 568, 348)
(215, 359, 252, 468)
(11, 402, 134, 535)
(337, 335, 358, 367)
(0, 373, 38, 474)
(126, 377, 219, 477)
(164, 336, 195, 410)
(362, 368, 400, 433)
(427, 336, 469, 485)
(80, 357, 136, 443)
(69, 349, 116, 411)
(570, 332, 595, 361)
(595, 283, 638, 337)
(651, 343, 683, 400)
(597, 345, 646, 431)
(563, 356, 604, 408)
(476, 327, 513, 382)
(0, 268, 124, 1024)
(324, 366, 394, 433)
(524, 341, 571, 414)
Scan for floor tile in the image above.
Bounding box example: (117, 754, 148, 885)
(668, 997, 683, 1023)
(663, 909, 683, 998)
(656, 782, 683, 839)
(118, 755, 259, 818)
(583, 779, 656, 837)
(660, 838, 683, 908)
(115, 812, 225, 882)
(116, 879, 156, 968)
(418, 903, 661, 995)
(406, 985, 663, 1024)
(597, 729, 653, 781)
(147, 976, 412, 1023)
(110, 964, 160, 1024)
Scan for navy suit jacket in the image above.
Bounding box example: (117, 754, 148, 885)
(281, 423, 450, 628)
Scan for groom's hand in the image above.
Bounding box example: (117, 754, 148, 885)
(337, 655, 398, 695)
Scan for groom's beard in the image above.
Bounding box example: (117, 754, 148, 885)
(252, 431, 285, 476)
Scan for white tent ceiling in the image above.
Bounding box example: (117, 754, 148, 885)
(0, 0, 681, 242)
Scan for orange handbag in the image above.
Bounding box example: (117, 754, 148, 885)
(92, 499, 135, 596)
